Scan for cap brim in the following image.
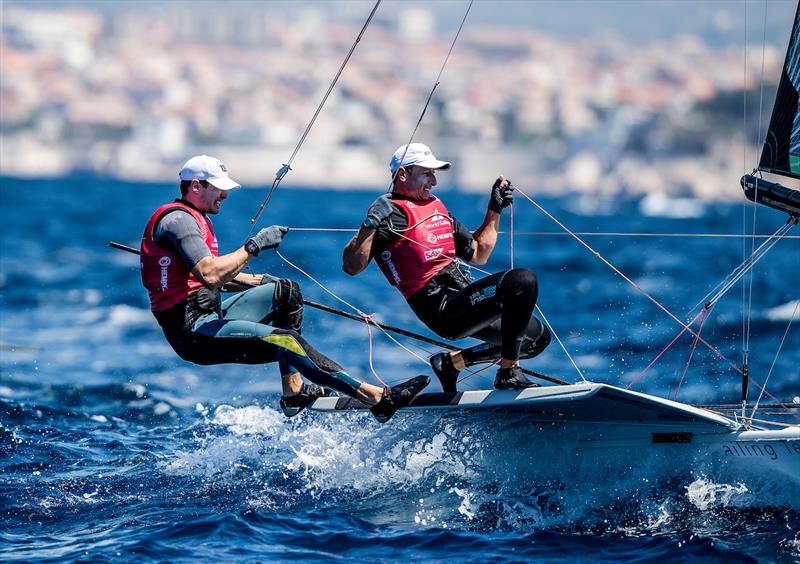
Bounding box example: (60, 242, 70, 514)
(207, 176, 241, 190)
(415, 158, 451, 171)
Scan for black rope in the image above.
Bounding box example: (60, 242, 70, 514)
(247, 0, 382, 237)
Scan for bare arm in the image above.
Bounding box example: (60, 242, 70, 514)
(469, 209, 501, 265)
(191, 247, 254, 289)
(342, 227, 377, 275)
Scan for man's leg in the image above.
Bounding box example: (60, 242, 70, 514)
(188, 317, 429, 421)
(219, 281, 305, 395)
(428, 269, 545, 390)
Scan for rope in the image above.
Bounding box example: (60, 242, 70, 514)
(515, 186, 744, 375)
(674, 307, 709, 400)
(389, 0, 474, 188)
(275, 249, 432, 382)
(743, 2, 770, 374)
(286, 226, 800, 239)
(360, 312, 389, 393)
(742, 0, 749, 374)
(688, 220, 795, 314)
(627, 308, 706, 389)
(465, 262, 586, 384)
(509, 203, 515, 269)
(750, 300, 799, 418)
(246, 0, 381, 237)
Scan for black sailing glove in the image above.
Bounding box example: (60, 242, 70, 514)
(245, 225, 289, 256)
(362, 194, 394, 229)
(488, 177, 514, 213)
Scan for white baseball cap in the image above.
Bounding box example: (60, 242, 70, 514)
(179, 155, 241, 190)
(389, 143, 451, 175)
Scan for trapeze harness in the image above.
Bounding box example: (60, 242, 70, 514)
(375, 195, 550, 363)
(139, 200, 362, 396)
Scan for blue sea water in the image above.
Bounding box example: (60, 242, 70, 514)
(1, 177, 798, 563)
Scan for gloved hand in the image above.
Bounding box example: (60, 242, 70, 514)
(362, 194, 394, 229)
(488, 177, 514, 213)
(245, 225, 289, 256)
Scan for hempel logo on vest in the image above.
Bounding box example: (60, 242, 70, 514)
(159, 256, 171, 289)
(380, 250, 401, 284)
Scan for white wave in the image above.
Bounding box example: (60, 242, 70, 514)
(107, 304, 153, 327)
(765, 300, 800, 322)
(160, 405, 800, 531)
(685, 477, 748, 510)
(639, 193, 705, 218)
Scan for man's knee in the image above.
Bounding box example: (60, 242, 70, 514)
(274, 279, 304, 332)
(499, 268, 538, 301)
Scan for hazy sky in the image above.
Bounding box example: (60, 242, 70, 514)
(10, 0, 797, 47)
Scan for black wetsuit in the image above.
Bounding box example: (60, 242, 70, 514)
(376, 195, 551, 365)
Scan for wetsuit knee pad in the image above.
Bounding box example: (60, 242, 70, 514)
(498, 268, 538, 303)
(274, 279, 304, 333)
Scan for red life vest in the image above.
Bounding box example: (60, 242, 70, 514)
(375, 196, 456, 299)
(140, 201, 218, 312)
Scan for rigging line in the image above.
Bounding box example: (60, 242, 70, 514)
(534, 304, 587, 384)
(673, 308, 709, 400)
(287, 226, 800, 239)
(627, 308, 706, 390)
(515, 186, 746, 376)
(509, 203, 515, 269)
(246, 0, 381, 237)
(278, 245, 569, 386)
(743, 0, 770, 371)
(464, 262, 586, 384)
(742, 0, 749, 369)
(388, 0, 474, 189)
(750, 300, 799, 419)
(273, 249, 432, 372)
(687, 220, 795, 314)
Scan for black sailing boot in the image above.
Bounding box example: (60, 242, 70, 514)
(493, 366, 540, 390)
(280, 383, 331, 417)
(370, 375, 431, 423)
(430, 352, 459, 393)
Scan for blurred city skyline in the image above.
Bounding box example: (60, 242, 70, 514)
(1, 0, 798, 199)
(15, 0, 796, 46)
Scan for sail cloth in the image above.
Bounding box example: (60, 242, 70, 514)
(759, 4, 800, 180)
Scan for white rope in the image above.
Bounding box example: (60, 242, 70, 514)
(274, 250, 431, 372)
(743, 1, 771, 372)
(466, 262, 587, 383)
(287, 226, 800, 239)
(750, 300, 799, 419)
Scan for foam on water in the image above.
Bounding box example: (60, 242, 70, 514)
(153, 403, 800, 534)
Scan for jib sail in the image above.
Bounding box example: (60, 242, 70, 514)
(758, 3, 800, 180)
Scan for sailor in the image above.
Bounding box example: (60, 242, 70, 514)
(342, 143, 551, 392)
(140, 155, 428, 422)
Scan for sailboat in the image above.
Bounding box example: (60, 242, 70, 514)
(310, 5, 800, 480)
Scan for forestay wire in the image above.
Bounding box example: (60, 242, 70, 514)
(742, 1, 771, 388)
(246, 0, 382, 239)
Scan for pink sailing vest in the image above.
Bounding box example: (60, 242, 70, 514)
(140, 201, 218, 312)
(375, 196, 456, 299)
